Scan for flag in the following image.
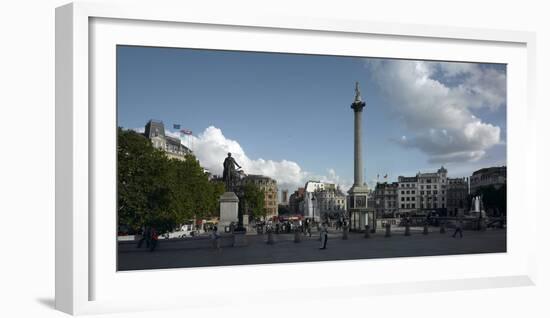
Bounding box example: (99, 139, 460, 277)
(377, 174, 379, 179)
(180, 129, 193, 135)
(173, 124, 181, 130)
(384, 174, 388, 179)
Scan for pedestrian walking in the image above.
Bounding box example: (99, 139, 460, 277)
(211, 226, 221, 250)
(452, 218, 464, 239)
(149, 227, 159, 252)
(319, 223, 328, 250)
(137, 225, 150, 248)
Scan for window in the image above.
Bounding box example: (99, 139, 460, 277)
(406, 190, 410, 194)
(401, 191, 405, 195)
(412, 190, 415, 194)
(412, 204, 415, 208)
(401, 204, 405, 209)
(401, 197, 404, 201)
(427, 185, 431, 189)
(406, 197, 410, 201)
(412, 197, 415, 201)
(420, 191, 424, 195)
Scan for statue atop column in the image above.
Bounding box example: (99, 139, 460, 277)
(354, 81, 362, 103)
(222, 152, 242, 191)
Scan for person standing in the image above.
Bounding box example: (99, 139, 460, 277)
(319, 223, 328, 250)
(452, 218, 464, 239)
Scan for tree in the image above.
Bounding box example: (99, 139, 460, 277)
(241, 183, 265, 218)
(117, 128, 172, 232)
(474, 185, 507, 217)
(167, 155, 225, 222)
(117, 128, 226, 234)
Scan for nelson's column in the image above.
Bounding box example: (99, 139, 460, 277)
(348, 82, 372, 232)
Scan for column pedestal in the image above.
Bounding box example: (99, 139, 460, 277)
(219, 192, 239, 233)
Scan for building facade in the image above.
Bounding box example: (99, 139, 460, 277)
(144, 120, 192, 160)
(417, 166, 448, 213)
(242, 175, 278, 219)
(446, 177, 468, 216)
(469, 166, 506, 194)
(373, 182, 399, 218)
(303, 181, 325, 220)
(397, 176, 418, 214)
(314, 186, 347, 220)
(288, 188, 305, 215)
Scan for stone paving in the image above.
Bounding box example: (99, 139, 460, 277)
(118, 228, 506, 271)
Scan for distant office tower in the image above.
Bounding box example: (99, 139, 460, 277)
(281, 189, 289, 204)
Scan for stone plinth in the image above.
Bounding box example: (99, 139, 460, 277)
(348, 185, 370, 231)
(219, 192, 239, 232)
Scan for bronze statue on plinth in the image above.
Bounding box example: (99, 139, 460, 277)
(222, 152, 242, 191)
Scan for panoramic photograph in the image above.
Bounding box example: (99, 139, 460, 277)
(116, 45, 507, 271)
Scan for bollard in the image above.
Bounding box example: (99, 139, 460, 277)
(342, 225, 349, 240)
(267, 231, 275, 245)
(479, 218, 487, 231)
(423, 223, 429, 235)
(405, 223, 411, 236)
(364, 225, 370, 238)
(385, 223, 391, 237)
(440, 223, 446, 234)
(212, 237, 220, 250)
(294, 229, 301, 243)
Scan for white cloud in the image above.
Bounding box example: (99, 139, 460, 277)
(365, 60, 505, 163)
(167, 126, 352, 193)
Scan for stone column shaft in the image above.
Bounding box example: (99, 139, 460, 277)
(354, 109, 363, 186)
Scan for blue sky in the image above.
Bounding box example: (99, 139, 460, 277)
(117, 45, 507, 193)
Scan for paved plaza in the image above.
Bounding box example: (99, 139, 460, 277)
(118, 228, 506, 271)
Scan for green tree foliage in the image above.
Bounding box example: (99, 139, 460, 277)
(117, 128, 171, 231)
(241, 183, 265, 218)
(117, 128, 225, 233)
(167, 155, 225, 222)
(473, 184, 507, 216)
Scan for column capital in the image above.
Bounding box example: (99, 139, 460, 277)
(351, 101, 366, 112)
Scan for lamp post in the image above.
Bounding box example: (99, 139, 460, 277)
(311, 195, 316, 224)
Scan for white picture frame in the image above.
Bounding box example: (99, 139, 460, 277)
(56, 1, 537, 315)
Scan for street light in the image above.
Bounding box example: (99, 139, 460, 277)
(311, 195, 316, 224)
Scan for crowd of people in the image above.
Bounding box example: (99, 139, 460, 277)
(135, 215, 471, 252)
